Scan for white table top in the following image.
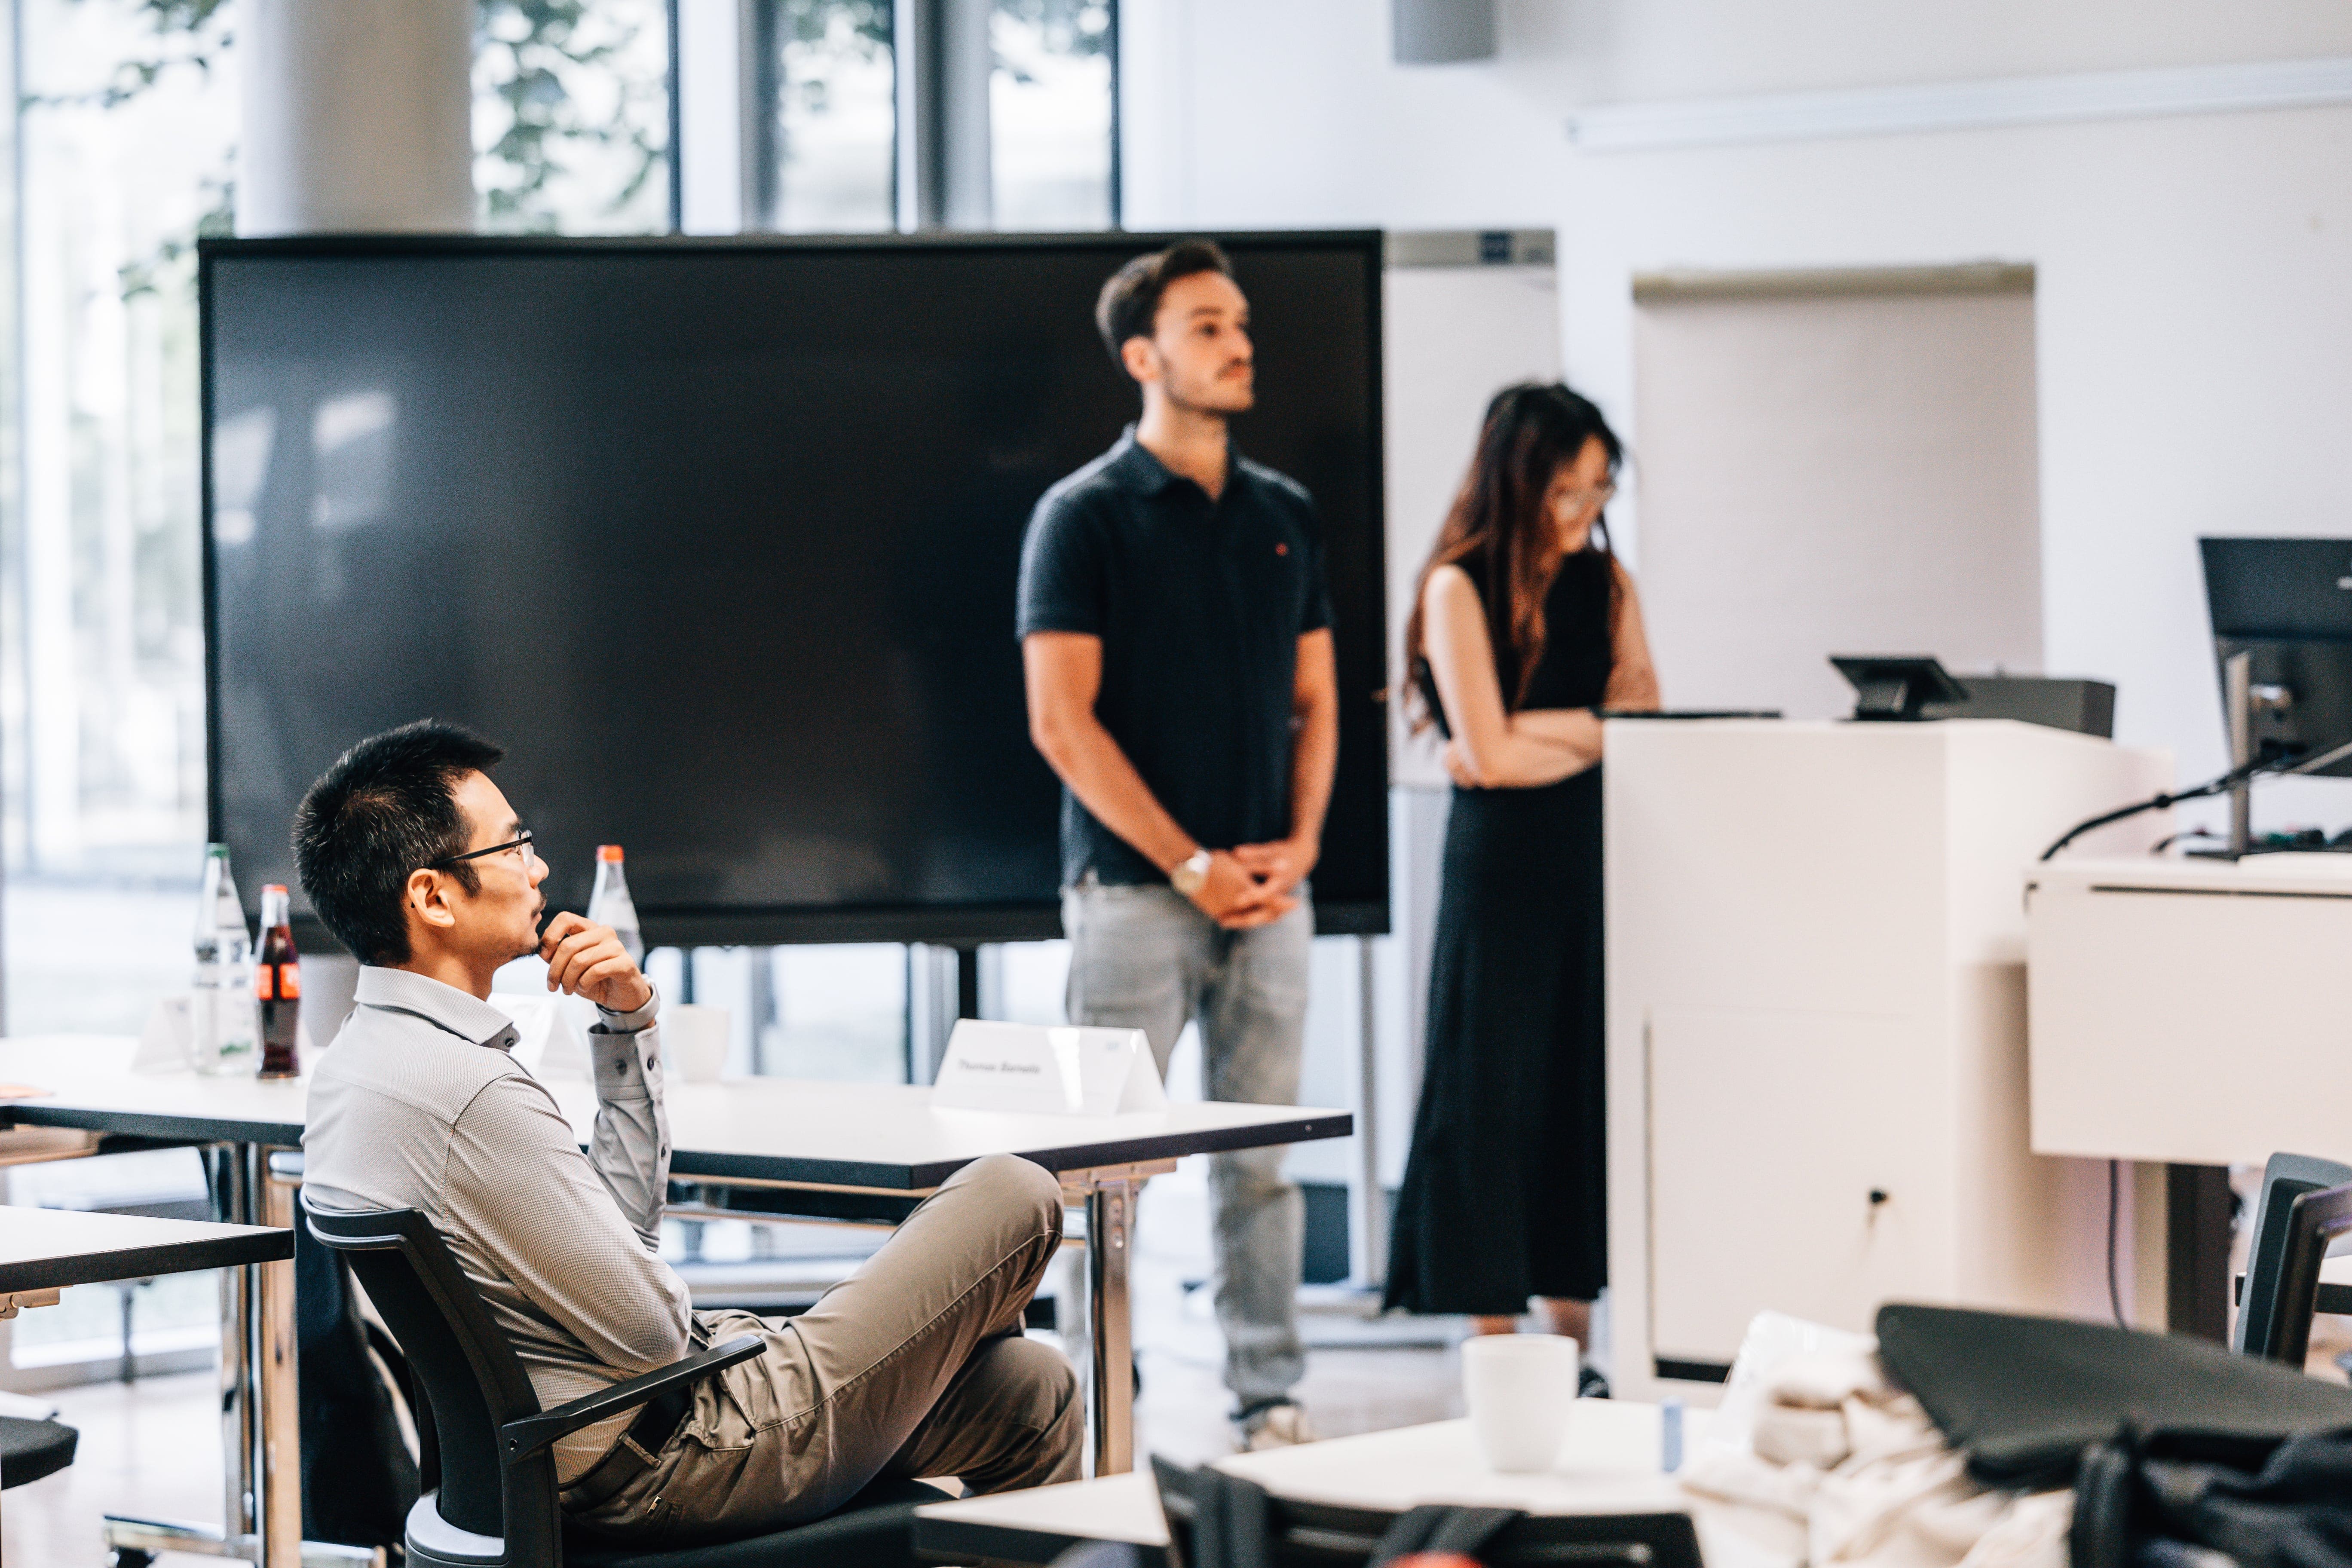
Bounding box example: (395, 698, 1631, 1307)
(917, 1403, 1698, 1558)
(0, 1035, 1349, 1188)
(0, 1204, 290, 1293)
(2028, 851, 2352, 896)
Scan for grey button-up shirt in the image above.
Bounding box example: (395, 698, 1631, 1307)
(302, 966, 690, 1484)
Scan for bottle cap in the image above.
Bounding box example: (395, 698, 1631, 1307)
(263, 883, 288, 895)
(597, 845, 625, 863)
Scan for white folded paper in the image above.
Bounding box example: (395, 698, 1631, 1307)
(930, 1020, 1166, 1116)
(487, 992, 571, 1076)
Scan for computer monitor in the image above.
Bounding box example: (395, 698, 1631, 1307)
(2199, 537, 2352, 777)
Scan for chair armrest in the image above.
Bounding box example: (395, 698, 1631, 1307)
(501, 1333, 764, 1465)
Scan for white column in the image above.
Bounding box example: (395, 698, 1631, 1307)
(236, 0, 475, 236)
(676, 0, 756, 233)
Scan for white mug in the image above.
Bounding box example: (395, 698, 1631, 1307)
(664, 1003, 732, 1084)
(1461, 1335, 1580, 1472)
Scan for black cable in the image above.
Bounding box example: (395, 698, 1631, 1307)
(2106, 1159, 2127, 1328)
(2039, 755, 2288, 862)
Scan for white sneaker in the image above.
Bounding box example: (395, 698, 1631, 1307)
(1240, 1402, 1317, 1450)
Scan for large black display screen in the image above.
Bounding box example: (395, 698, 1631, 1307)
(203, 234, 1388, 946)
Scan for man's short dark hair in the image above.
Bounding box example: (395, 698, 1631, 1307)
(293, 720, 505, 966)
(1095, 238, 1234, 364)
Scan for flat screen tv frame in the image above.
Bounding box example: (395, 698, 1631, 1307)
(200, 230, 1391, 950)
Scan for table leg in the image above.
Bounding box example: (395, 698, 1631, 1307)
(214, 1144, 259, 1545)
(2166, 1163, 2233, 1342)
(260, 1158, 304, 1568)
(1086, 1179, 1135, 1476)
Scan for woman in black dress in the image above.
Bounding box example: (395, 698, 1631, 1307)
(1384, 384, 1659, 1355)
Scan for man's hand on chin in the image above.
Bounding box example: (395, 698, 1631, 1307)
(540, 912, 654, 1014)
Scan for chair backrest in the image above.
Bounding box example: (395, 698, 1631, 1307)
(2251, 1178, 2352, 1369)
(302, 1196, 545, 1540)
(1149, 1455, 1703, 1568)
(2236, 1152, 2352, 1358)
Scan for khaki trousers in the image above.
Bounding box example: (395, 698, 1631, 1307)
(570, 1153, 1083, 1541)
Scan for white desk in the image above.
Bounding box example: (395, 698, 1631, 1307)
(0, 1035, 1348, 1566)
(2025, 851, 2352, 1335)
(916, 1403, 1700, 1565)
(0, 1207, 291, 1568)
(2027, 853, 2352, 1168)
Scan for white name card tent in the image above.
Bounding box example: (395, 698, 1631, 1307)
(490, 993, 572, 1077)
(931, 1021, 1167, 1117)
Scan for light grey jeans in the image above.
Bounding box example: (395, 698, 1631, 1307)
(1062, 877, 1312, 1414)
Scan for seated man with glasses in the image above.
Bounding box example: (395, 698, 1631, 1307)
(295, 720, 1079, 1543)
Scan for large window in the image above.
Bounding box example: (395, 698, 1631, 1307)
(990, 0, 1115, 230)
(748, 0, 1118, 233)
(4, 0, 234, 1036)
(759, 0, 898, 232)
(475, 0, 674, 233)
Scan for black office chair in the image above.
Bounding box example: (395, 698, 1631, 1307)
(1150, 1455, 1704, 1568)
(2237, 1175, 2352, 1371)
(2234, 1152, 2352, 1362)
(302, 1196, 944, 1568)
(0, 1414, 78, 1490)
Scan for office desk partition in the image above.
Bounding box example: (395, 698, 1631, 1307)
(0, 1035, 1348, 1568)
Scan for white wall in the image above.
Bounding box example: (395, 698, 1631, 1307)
(1635, 283, 2044, 720)
(1121, 0, 2352, 825)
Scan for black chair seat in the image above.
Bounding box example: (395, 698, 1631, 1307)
(564, 1477, 950, 1568)
(0, 1415, 78, 1489)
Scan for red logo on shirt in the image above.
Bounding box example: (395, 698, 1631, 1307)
(1276, 542, 1289, 555)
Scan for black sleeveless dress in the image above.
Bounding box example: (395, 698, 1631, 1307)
(1385, 547, 1613, 1314)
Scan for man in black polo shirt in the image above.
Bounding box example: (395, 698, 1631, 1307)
(1017, 239, 1338, 1449)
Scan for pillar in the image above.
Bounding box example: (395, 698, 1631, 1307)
(237, 0, 475, 236)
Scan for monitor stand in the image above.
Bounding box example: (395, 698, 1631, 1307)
(2225, 650, 2253, 858)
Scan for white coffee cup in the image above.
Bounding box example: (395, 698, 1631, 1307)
(1461, 1334, 1580, 1472)
(664, 1004, 732, 1084)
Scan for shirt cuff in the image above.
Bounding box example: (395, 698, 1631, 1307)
(590, 982, 660, 1035)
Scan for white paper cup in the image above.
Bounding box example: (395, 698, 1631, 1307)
(665, 1004, 731, 1084)
(1461, 1334, 1580, 1472)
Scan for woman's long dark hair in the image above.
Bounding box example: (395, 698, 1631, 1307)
(1403, 383, 1624, 725)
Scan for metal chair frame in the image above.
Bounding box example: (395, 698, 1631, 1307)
(2249, 1177, 2352, 1370)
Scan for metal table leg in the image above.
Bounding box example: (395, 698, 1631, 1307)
(1085, 1178, 1136, 1477)
(259, 1155, 304, 1567)
(102, 1143, 374, 1568)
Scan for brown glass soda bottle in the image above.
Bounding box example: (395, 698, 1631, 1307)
(256, 884, 302, 1079)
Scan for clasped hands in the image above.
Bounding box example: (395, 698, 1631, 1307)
(1185, 836, 1317, 930)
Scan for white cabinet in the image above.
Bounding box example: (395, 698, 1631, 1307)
(1604, 719, 2171, 1398)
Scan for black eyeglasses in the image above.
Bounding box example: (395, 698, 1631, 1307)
(427, 830, 538, 872)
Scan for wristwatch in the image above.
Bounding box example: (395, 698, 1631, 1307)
(1169, 848, 1213, 897)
